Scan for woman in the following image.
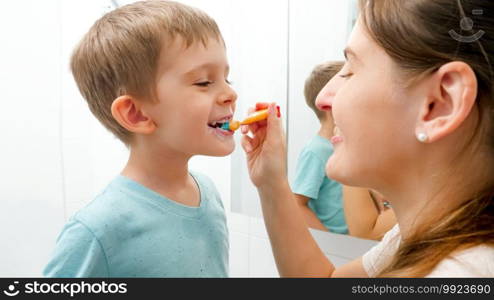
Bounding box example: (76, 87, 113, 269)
(241, 0, 494, 277)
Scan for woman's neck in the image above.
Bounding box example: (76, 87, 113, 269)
(381, 155, 486, 239)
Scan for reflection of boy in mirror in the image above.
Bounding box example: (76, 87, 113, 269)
(43, 1, 233, 277)
(292, 61, 348, 233)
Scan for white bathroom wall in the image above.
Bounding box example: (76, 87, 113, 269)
(0, 0, 65, 276)
(60, 0, 128, 225)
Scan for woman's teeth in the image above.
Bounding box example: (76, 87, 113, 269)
(333, 126, 341, 137)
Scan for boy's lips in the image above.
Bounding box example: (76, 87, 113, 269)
(207, 123, 234, 139)
(207, 114, 235, 139)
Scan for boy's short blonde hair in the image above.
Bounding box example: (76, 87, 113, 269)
(304, 61, 344, 120)
(70, 0, 223, 144)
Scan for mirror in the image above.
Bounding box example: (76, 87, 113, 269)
(230, 0, 358, 219)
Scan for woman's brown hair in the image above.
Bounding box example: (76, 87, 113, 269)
(359, 0, 494, 277)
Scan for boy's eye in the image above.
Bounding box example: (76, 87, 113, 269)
(339, 73, 353, 79)
(226, 79, 232, 85)
(195, 81, 213, 87)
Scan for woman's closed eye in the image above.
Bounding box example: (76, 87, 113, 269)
(339, 72, 353, 79)
(339, 60, 354, 79)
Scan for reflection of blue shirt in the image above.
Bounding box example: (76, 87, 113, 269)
(43, 171, 229, 277)
(292, 135, 348, 234)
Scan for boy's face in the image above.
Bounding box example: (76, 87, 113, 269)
(143, 36, 237, 157)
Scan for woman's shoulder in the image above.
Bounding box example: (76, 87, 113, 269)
(427, 244, 494, 277)
(362, 224, 401, 277)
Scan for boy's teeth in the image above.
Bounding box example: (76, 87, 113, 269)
(209, 118, 231, 127)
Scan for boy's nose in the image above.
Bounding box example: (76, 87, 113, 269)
(218, 85, 238, 105)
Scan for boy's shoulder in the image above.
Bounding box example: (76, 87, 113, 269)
(71, 178, 139, 235)
(76, 172, 221, 222)
(189, 170, 223, 206)
(73, 172, 223, 231)
(190, 170, 217, 191)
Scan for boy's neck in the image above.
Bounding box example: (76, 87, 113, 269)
(121, 142, 192, 192)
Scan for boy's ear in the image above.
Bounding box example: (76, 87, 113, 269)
(111, 95, 156, 135)
(415, 61, 477, 143)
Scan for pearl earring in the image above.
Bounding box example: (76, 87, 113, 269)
(417, 133, 428, 143)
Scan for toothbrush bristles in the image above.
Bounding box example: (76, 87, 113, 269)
(220, 122, 230, 131)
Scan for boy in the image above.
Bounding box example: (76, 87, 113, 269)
(291, 61, 348, 234)
(44, 1, 236, 277)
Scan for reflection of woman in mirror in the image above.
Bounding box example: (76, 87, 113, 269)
(241, 0, 494, 277)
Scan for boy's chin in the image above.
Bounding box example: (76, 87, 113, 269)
(199, 143, 236, 157)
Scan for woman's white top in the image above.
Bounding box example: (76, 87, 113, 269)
(362, 224, 494, 277)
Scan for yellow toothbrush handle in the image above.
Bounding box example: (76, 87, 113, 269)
(228, 108, 270, 131)
(240, 109, 269, 125)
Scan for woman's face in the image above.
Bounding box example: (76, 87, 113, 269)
(316, 18, 422, 189)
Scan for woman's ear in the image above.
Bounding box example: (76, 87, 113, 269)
(415, 61, 478, 143)
(111, 96, 156, 135)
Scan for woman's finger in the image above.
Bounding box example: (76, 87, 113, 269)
(241, 134, 254, 153)
(256, 102, 270, 111)
(241, 103, 270, 135)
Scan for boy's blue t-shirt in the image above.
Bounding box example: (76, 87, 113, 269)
(292, 135, 348, 234)
(43, 171, 229, 277)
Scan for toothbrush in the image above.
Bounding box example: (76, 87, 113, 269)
(221, 106, 281, 132)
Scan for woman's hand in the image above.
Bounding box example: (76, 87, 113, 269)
(241, 102, 287, 190)
(240, 102, 344, 277)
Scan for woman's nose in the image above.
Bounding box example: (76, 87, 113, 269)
(315, 74, 343, 112)
(315, 81, 334, 112)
